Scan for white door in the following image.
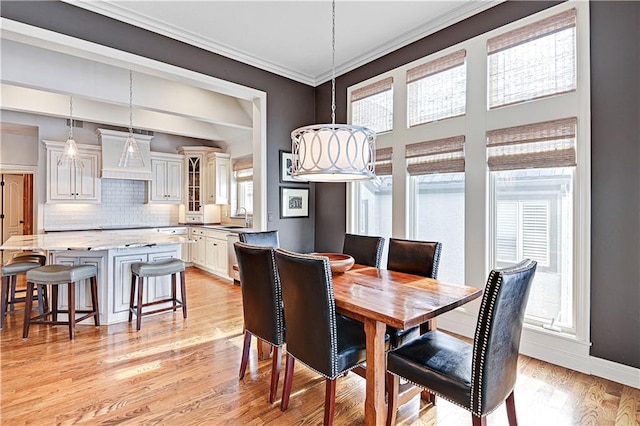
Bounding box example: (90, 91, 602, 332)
(2, 174, 24, 261)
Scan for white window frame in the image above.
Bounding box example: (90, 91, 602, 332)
(346, 1, 591, 372)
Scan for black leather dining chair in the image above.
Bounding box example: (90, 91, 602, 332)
(342, 233, 385, 267)
(239, 230, 280, 248)
(275, 249, 368, 426)
(385, 259, 537, 426)
(386, 238, 442, 347)
(234, 242, 285, 404)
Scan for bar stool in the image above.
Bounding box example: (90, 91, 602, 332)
(128, 258, 186, 331)
(1, 254, 47, 330)
(23, 264, 100, 340)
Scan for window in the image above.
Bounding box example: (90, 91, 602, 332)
(353, 148, 393, 265)
(488, 9, 577, 108)
(351, 77, 393, 134)
(407, 50, 466, 126)
(488, 118, 576, 329)
(232, 157, 253, 215)
(408, 137, 465, 284)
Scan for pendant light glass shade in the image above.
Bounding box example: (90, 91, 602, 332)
(58, 96, 84, 169)
(118, 70, 145, 168)
(291, 0, 376, 182)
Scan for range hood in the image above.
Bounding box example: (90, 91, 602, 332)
(96, 128, 152, 180)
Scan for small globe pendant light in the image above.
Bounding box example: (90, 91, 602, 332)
(118, 70, 145, 168)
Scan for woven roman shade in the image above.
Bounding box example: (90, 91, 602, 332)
(351, 77, 393, 102)
(487, 8, 576, 54)
(486, 117, 577, 171)
(406, 136, 465, 175)
(233, 156, 253, 182)
(375, 147, 393, 176)
(487, 9, 577, 109)
(406, 50, 466, 83)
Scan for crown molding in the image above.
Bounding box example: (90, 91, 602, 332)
(64, 0, 502, 87)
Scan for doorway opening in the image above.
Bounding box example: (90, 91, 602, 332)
(1, 173, 34, 263)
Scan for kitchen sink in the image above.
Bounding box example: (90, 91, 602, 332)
(219, 225, 245, 229)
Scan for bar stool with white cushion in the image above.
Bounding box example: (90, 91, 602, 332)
(1, 254, 47, 330)
(128, 258, 186, 331)
(23, 264, 100, 340)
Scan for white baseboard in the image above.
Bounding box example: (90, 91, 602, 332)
(591, 357, 640, 388)
(437, 308, 639, 389)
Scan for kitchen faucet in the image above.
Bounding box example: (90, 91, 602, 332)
(238, 207, 249, 228)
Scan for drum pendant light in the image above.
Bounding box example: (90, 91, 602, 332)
(291, 0, 376, 182)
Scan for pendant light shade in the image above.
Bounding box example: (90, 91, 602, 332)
(291, 124, 375, 182)
(291, 0, 376, 182)
(58, 96, 84, 169)
(118, 70, 145, 168)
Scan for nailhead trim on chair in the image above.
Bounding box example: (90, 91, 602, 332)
(374, 237, 385, 268)
(276, 249, 340, 378)
(431, 242, 442, 279)
(267, 248, 285, 346)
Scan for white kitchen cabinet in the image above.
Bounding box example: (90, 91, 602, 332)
(44, 140, 101, 203)
(189, 227, 206, 266)
(157, 227, 189, 262)
(205, 233, 228, 276)
(149, 152, 183, 203)
(206, 152, 231, 205)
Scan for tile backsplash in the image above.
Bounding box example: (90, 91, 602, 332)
(44, 179, 179, 231)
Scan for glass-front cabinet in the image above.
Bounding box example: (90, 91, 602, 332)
(178, 146, 227, 223)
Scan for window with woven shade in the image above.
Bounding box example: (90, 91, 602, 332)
(488, 8, 577, 109)
(233, 156, 253, 215)
(407, 49, 466, 127)
(407, 136, 465, 285)
(351, 77, 393, 134)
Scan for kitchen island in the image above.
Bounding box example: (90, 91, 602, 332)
(1, 230, 191, 325)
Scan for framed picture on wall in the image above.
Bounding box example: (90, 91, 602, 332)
(279, 150, 307, 183)
(280, 187, 309, 218)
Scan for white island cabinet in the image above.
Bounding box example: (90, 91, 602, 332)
(0, 231, 191, 325)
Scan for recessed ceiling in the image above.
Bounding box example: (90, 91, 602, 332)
(66, 0, 502, 86)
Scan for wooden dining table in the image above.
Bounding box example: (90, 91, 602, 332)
(331, 264, 483, 426)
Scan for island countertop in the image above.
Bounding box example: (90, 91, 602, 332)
(1, 230, 191, 251)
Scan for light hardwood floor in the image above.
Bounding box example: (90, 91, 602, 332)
(1, 267, 638, 425)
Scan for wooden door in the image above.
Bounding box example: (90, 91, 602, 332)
(2, 174, 24, 261)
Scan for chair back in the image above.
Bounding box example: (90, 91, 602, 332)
(471, 259, 537, 416)
(239, 230, 279, 248)
(275, 249, 340, 378)
(387, 238, 442, 278)
(234, 242, 284, 346)
(342, 233, 385, 267)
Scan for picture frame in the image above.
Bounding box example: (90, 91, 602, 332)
(280, 187, 309, 219)
(279, 150, 307, 183)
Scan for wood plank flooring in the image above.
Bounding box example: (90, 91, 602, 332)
(1, 267, 638, 425)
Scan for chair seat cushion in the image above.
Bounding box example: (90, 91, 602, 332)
(335, 314, 368, 374)
(2, 260, 45, 276)
(26, 264, 97, 284)
(131, 259, 185, 277)
(387, 330, 473, 409)
(9, 254, 46, 265)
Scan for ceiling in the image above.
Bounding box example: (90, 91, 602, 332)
(67, 0, 501, 86)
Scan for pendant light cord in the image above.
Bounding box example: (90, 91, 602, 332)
(68, 96, 74, 139)
(129, 70, 134, 136)
(331, 0, 336, 126)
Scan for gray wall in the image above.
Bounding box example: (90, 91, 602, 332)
(315, 1, 640, 368)
(0, 0, 316, 253)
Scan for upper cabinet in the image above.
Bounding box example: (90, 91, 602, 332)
(207, 152, 231, 205)
(148, 152, 183, 203)
(178, 146, 228, 223)
(44, 140, 101, 203)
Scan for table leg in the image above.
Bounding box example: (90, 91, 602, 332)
(364, 318, 386, 426)
(257, 339, 272, 360)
